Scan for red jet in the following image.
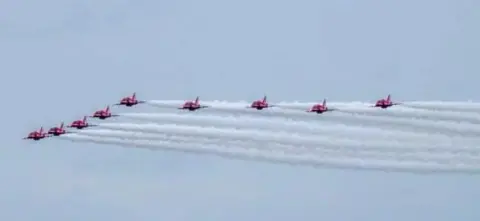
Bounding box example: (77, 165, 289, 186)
(23, 127, 49, 140)
(115, 92, 145, 107)
(373, 94, 401, 109)
(307, 99, 335, 114)
(248, 96, 275, 110)
(48, 122, 71, 136)
(68, 116, 96, 129)
(90, 106, 119, 120)
(178, 96, 209, 111)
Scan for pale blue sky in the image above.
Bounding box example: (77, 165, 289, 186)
(2, 0, 480, 220)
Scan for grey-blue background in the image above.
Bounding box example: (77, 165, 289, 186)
(2, 0, 479, 220)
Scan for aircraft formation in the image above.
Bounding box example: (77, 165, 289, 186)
(23, 93, 400, 141)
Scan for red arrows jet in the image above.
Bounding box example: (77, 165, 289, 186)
(48, 122, 72, 136)
(68, 116, 96, 129)
(307, 99, 336, 114)
(178, 96, 209, 111)
(90, 106, 119, 119)
(248, 96, 275, 110)
(115, 92, 145, 107)
(373, 94, 401, 109)
(23, 127, 49, 140)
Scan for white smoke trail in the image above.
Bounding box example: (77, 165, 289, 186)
(73, 129, 305, 153)
(119, 112, 478, 143)
(403, 101, 480, 113)
(118, 112, 480, 153)
(91, 122, 480, 155)
(336, 105, 480, 124)
(95, 122, 423, 150)
(120, 112, 425, 140)
(72, 129, 301, 153)
(72, 128, 480, 165)
(60, 133, 480, 174)
(191, 107, 480, 138)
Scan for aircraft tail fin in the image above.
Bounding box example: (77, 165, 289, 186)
(323, 99, 326, 107)
(83, 116, 87, 123)
(132, 92, 136, 100)
(262, 95, 267, 103)
(387, 94, 391, 102)
(195, 96, 199, 104)
(106, 105, 110, 112)
(60, 122, 64, 129)
(39, 127, 43, 133)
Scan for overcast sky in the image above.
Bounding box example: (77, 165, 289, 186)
(2, 0, 480, 220)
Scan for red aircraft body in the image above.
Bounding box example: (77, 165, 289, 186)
(115, 92, 145, 107)
(373, 94, 400, 109)
(68, 116, 96, 129)
(48, 122, 71, 136)
(90, 106, 119, 119)
(179, 96, 209, 111)
(23, 127, 49, 140)
(307, 99, 335, 114)
(249, 96, 274, 110)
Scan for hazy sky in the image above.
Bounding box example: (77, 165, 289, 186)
(2, 0, 480, 220)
